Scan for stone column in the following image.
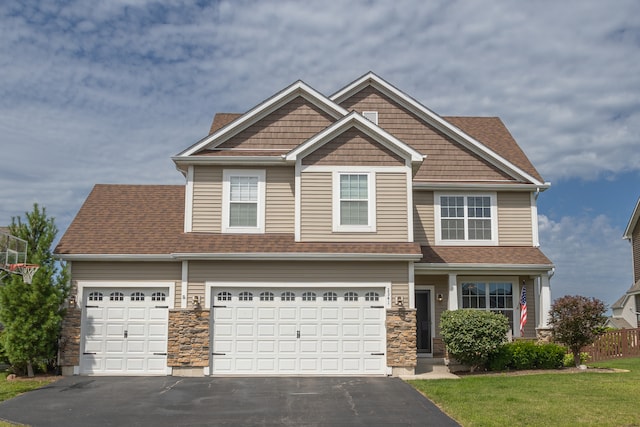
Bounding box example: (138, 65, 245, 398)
(59, 307, 81, 375)
(386, 308, 417, 376)
(167, 309, 210, 376)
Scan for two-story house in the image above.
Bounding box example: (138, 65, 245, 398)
(608, 197, 640, 329)
(55, 72, 554, 377)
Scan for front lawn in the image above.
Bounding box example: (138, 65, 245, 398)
(0, 372, 58, 403)
(409, 358, 640, 426)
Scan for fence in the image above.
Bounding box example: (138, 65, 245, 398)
(580, 328, 640, 362)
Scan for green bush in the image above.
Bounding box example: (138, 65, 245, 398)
(440, 310, 509, 372)
(563, 352, 590, 367)
(487, 341, 565, 371)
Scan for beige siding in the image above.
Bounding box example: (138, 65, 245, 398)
(265, 167, 295, 233)
(300, 171, 408, 242)
(192, 166, 222, 232)
(301, 128, 405, 166)
(413, 191, 434, 245)
(498, 192, 533, 246)
(71, 262, 182, 309)
(191, 166, 294, 234)
(633, 224, 640, 283)
(188, 260, 409, 303)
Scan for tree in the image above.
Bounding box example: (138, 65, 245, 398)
(0, 204, 69, 377)
(548, 295, 607, 367)
(440, 310, 510, 372)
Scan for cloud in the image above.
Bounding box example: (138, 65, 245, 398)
(538, 214, 633, 306)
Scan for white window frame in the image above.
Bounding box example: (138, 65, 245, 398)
(434, 192, 498, 245)
(221, 169, 266, 234)
(332, 171, 376, 233)
(458, 276, 520, 336)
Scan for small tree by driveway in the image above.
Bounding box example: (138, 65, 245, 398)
(548, 295, 607, 367)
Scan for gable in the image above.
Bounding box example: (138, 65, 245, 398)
(213, 96, 336, 151)
(301, 127, 405, 166)
(339, 86, 513, 182)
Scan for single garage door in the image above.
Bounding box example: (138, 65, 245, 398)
(210, 287, 387, 375)
(80, 288, 169, 375)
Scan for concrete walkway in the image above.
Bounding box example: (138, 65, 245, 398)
(400, 358, 460, 380)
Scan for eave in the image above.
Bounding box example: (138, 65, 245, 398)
(413, 181, 551, 192)
(172, 252, 424, 261)
(623, 197, 640, 240)
(414, 262, 555, 275)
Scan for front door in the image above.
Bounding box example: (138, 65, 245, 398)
(415, 290, 432, 354)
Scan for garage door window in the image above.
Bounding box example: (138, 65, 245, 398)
(260, 292, 274, 301)
(152, 292, 166, 302)
(131, 292, 145, 301)
(110, 292, 124, 301)
(88, 292, 103, 301)
(302, 292, 316, 301)
(365, 292, 380, 301)
(344, 292, 359, 301)
(239, 292, 253, 301)
(281, 291, 295, 301)
(217, 291, 232, 301)
(323, 292, 337, 301)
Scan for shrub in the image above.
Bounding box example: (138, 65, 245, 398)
(440, 310, 509, 372)
(563, 352, 590, 367)
(487, 341, 565, 371)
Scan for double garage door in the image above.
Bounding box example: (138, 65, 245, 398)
(211, 287, 387, 375)
(80, 287, 169, 375)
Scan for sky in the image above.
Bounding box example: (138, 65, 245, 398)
(1, 0, 639, 308)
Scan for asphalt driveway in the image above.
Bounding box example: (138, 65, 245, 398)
(0, 376, 459, 426)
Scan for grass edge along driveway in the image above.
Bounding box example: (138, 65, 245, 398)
(0, 373, 58, 427)
(409, 358, 640, 427)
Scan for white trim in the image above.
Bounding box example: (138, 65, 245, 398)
(433, 192, 498, 246)
(184, 166, 194, 233)
(332, 171, 377, 233)
(331, 72, 544, 185)
(624, 197, 640, 240)
(174, 252, 423, 261)
(302, 165, 408, 173)
(221, 169, 266, 234)
(177, 81, 348, 157)
(173, 156, 288, 169)
(58, 254, 175, 261)
(531, 192, 540, 247)
(415, 263, 554, 274)
(406, 171, 414, 242)
(408, 262, 415, 309)
(76, 281, 176, 312)
(413, 182, 551, 192)
(294, 159, 302, 242)
(414, 284, 435, 357)
(447, 273, 458, 310)
(204, 280, 392, 309)
(538, 272, 552, 329)
(181, 261, 188, 309)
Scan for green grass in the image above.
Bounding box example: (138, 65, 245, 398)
(0, 372, 58, 426)
(409, 358, 640, 427)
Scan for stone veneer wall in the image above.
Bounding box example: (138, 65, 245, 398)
(167, 309, 210, 367)
(386, 308, 417, 369)
(432, 338, 445, 357)
(59, 308, 81, 367)
(536, 328, 553, 343)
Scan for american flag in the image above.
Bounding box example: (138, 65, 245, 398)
(519, 285, 527, 335)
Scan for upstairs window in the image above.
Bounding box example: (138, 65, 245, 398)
(434, 193, 497, 245)
(222, 169, 265, 233)
(333, 172, 376, 232)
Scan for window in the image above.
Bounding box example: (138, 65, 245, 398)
(110, 292, 124, 301)
(344, 292, 359, 302)
(281, 291, 295, 302)
(130, 292, 145, 301)
(239, 291, 253, 301)
(362, 111, 378, 125)
(461, 281, 515, 330)
(333, 172, 376, 232)
(365, 291, 380, 302)
(323, 292, 337, 302)
(222, 170, 265, 233)
(88, 292, 103, 301)
(302, 292, 316, 301)
(260, 291, 274, 301)
(151, 292, 166, 302)
(217, 291, 232, 301)
(435, 193, 497, 245)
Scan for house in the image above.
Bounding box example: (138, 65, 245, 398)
(55, 72, 554, 377)
(607, 197, 640, 329)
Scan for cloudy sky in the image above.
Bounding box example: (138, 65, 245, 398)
(1, 0, 639, 307)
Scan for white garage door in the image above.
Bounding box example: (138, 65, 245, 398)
(80, 288, 169, 375)
(210, 287, 387, 375)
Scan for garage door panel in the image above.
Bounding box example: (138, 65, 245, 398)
(211, 287, 386, 375)
(81, 287, 169, 375)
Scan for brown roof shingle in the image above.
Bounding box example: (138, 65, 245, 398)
(55, 184, 421, 257)
(420, 246, 553, 266)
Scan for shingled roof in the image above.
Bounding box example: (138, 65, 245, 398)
(420, 245, 553, 266)
(55, 184, 422, 258)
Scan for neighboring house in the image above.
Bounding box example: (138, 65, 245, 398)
(55, 72, 554, 377)
(607, 197, 640, 329)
